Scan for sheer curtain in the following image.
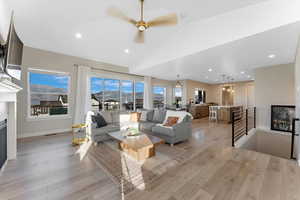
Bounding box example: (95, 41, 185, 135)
(73, 65, 91, 125)
(143, 76, 153, 109)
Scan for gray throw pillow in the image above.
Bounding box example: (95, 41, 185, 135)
(146, 110, 154, 121)
(92, 114, 107, 128)
(152, 109, 166, 123)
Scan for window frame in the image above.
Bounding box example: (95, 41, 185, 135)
(27, 68, 71, 121)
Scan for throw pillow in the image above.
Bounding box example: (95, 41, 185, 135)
(153, 109, 166, 123)
(163, 116, 179, 127)
(140, 111, 148, 121)
(92, 114, 107, 128)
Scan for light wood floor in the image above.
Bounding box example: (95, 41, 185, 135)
(1, 118, 300, 200)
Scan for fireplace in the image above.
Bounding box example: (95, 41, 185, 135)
(0, 119, 7, 169)
(271, 105, 295, 132)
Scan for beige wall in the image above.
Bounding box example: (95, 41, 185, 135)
(18, 46, 129, 138)
(255, 63, 295, 129)
(185, 80, 217, 103)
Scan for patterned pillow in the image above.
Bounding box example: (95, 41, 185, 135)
(163, 116, 179, 127)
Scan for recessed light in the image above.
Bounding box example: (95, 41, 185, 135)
(208, 68, 213, 72)
(75, 33, 82, 39)
(268, 54, 276, 58)
(124, 49, 130, 54)
(241, 71, 245, 74)
(205, 76, 209, 79)
(247, 75, 251, 78)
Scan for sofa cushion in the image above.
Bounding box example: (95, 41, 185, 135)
(139, 121, 157, 132)
(152, 109, 166, 123)
(99, 111, 113, 123)
(92, 124, 120, 136)
(152, 125, 175, 137)
(111, 111, 120, 123)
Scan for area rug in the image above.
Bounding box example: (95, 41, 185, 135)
(87, 139, 196, 195)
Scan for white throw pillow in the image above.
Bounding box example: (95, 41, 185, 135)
(140, 111, 148, 121)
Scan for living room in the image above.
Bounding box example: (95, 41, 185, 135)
(1, 0, 300, 200)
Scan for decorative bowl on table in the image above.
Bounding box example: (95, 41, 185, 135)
(125, 128, 142, 137)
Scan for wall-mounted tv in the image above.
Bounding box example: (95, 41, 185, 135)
(0, 14, 23, 80)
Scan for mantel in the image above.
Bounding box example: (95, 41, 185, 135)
(0, 77, 22, 103)
(0, 78, 22, 93)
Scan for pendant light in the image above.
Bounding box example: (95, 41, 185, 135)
(175, 74, 182, 88)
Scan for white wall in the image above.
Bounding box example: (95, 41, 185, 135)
(18, 46, 129, 138)
(210, 81, 254, 106)
(255, 63, 295, 130)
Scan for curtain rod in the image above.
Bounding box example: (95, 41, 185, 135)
(74, 64, 144, 78)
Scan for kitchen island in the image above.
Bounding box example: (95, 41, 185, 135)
(210, 105, 243, 123)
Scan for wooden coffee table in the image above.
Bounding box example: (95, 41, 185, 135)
(108, 131, 164, 161)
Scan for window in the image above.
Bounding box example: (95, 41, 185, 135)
(135, 82, 144, 109)
(153, 86, 166, 108)
(90, 77, 144, 111)
(104, 79, 120, 111)
(195, 88, 206, 104)
(174, 87, 183, 105)
(91, 77, 104, 111)
(121, 80, 134, 111)
(29, 70, 70, 118)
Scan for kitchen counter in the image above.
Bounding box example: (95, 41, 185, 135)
(210, 105, 243, 123)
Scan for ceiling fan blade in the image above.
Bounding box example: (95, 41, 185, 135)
(134, 31, 145, 43)
(147, 13, 178, 27)
(107, 7, 137, 25)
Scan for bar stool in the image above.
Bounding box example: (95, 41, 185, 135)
(209, 106, 218, 122)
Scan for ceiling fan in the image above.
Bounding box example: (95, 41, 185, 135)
(107, 0, 178, 43)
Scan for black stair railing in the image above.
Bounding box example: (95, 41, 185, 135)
(232, 107, 256, 147)
(291, 118, 299, 160)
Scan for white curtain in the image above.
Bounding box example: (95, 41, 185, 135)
(143, 76, 153, 109)
(73, 65, 91, 125)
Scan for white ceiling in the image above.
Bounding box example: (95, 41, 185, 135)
(2, 0, 300, 83)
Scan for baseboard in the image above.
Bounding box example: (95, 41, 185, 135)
(18, 128, 72, 139)
(0, 160, 7, 174)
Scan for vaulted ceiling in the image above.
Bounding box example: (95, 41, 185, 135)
(1, 0, 300, 83)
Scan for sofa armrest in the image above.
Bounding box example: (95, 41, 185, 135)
(172, 120, 192, 138)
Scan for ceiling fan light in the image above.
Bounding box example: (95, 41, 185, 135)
(138, 25, 146, 31)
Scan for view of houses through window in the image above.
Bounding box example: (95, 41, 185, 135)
(174, 87, 183, 106)
(91, 77, 144, 111)
(29, 71, 70, 118)
(153, 86, 166, 108)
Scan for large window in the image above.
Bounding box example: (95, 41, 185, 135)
(121, 80, 133, 111)
(91, 77, 144, 111)
(135, 82, 144, 109)
(29, 70, 70, 118)
(153, 86, 166, 108)
(91, 77, 104, 111)
(103, 79, 120, 110)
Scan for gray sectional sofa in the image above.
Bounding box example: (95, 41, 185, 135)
(138, 109, 192, 146)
